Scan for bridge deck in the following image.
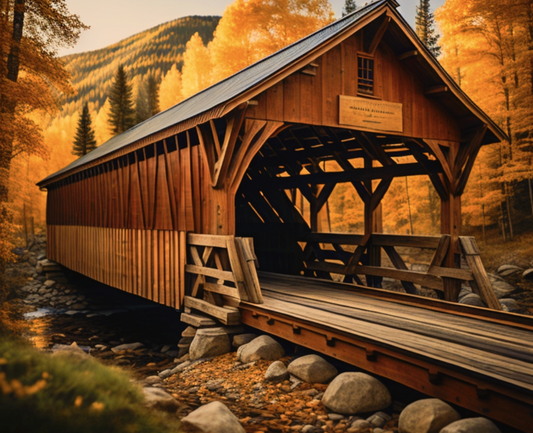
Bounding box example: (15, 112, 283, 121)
(239, 272, 533, 431)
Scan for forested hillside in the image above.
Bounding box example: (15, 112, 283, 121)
(59, 15, 220, 118)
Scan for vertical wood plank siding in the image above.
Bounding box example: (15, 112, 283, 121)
(245, 33, 462, 142)
(47, 225, 184, 309)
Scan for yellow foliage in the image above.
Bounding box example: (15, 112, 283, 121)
(159, 65, 184, 111)
(181, 33, 214, 99)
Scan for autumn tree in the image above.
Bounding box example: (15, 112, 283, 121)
(0, 0, 85, 266)
(136, 75, 160, 123)
(208, 0, 334, 83)
(159, 64, 183, 110)
(342, 0, 357, 17)
(415, 0, 441, 57)
(108, 65, 136, 135)
(72, 102, 97, 157)
(181, 33, 213, 99)
(437, 0, 533, 240)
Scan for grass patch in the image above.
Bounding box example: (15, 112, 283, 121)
(0, 338, 182, 433)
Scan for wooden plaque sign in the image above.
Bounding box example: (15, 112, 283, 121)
(339, 95, 403, 133)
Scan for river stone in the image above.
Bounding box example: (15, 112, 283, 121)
(182, 326, 197, 337)
(497, 264, 523, 276)
(265, 360, 289, 382)
(43, 279, 56, 288)
(350, 419, 372, 431)
(237, 335, 284, 363)
(523, 268, 533, 280)
(458, 293, 486, 307)
(439, 417, 501, 433)
(499, 298, 519, 312)
(111, 342, 144, 352)
(322, 372, 391, 414)
(367, 411, 392, 428)
(232, 333, 258, 348)
(487, 275, 515, 298)
(288, 354, 338, 383)
(189, 327, 231, 360)
(398, 398, 460, 433)
(143, 387, 181, 413)
(181, 401, 245, 433)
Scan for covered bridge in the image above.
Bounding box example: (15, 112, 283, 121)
(39, 0, 506, 311)
(39, 3, 533, 429)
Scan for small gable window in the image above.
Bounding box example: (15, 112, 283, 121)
(358, 55, 374, 95)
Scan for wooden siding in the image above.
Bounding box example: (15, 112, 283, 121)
(46, 136, 210, 233)
(246, 32, 462, 142)
(47, 225, 186, 308)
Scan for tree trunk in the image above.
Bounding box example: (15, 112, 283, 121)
(0, 0, 26, 205)
(405, 177, 414, 235)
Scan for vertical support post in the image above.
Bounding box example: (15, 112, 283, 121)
(363, 157, 382, 287)
(441, 142, 462, 302)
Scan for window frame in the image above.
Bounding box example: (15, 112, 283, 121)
(357, 53, 377, 98)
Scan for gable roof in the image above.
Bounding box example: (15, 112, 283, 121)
(38, 0, 505, 188)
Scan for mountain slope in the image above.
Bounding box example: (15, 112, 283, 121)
(59, 15, 220, 117)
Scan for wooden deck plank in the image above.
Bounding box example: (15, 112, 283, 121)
(245, 293, 533, 390)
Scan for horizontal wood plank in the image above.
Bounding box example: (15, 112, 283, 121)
(184, 296, 241, 325)
(185, 264, 235, 282)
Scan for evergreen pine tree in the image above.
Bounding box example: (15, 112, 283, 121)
(342, 0, 357, 17)
(415, 0, 441, 57)
(136, 75, 161, 124)
(108, 65, 136, 135)
(72, 103, 97, 157)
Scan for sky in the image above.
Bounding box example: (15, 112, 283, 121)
(59, 0, 446, 57)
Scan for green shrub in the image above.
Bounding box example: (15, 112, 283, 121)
(0, 338, 182, 433)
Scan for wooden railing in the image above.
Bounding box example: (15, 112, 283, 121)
(299, 232, 501, 310)
(185, 233, 263, 305)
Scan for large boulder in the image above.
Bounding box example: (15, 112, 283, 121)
(265, 360, 289, 382)
(143, 387, 181, 413)
(322, 372, 391, 414)
(237, 335, 284, 363)
(287, 354, 338, 383)
(398, 399, 460, 433)
(439, 417, 501, 433)
(189, 327, 231, 360)
(181, 401, 245, 433)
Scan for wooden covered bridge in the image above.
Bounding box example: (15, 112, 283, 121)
(39, 1, 533, 430)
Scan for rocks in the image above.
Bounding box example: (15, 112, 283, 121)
(189, 327, 231, 360)
(111, 342, 144, 352)
(487, 275, 515, 298)
(350, 419, 372, 432)
(287, 354, 338, 384)
(499, 298, 519, 312)
(322, 372, 391, 414)
(523, 268, 533, 280)
(398, 398, 460, 433)
(182, 326, 197, 337)
(497, 264, 523, 276)
(232, 333, 258, 348)
(143, 375, 162, 386)
(180, 401, 245, 433)
(439, 417, 501, 433)
(367, 411, 392, 428)
(142, 387, 181, 413)
(265, 360, 289, 382)
(458, 293, 486, 307)
(237, 335, 284, 363)
(51, 342, 89, 358)
(43, 280, 56, 288)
